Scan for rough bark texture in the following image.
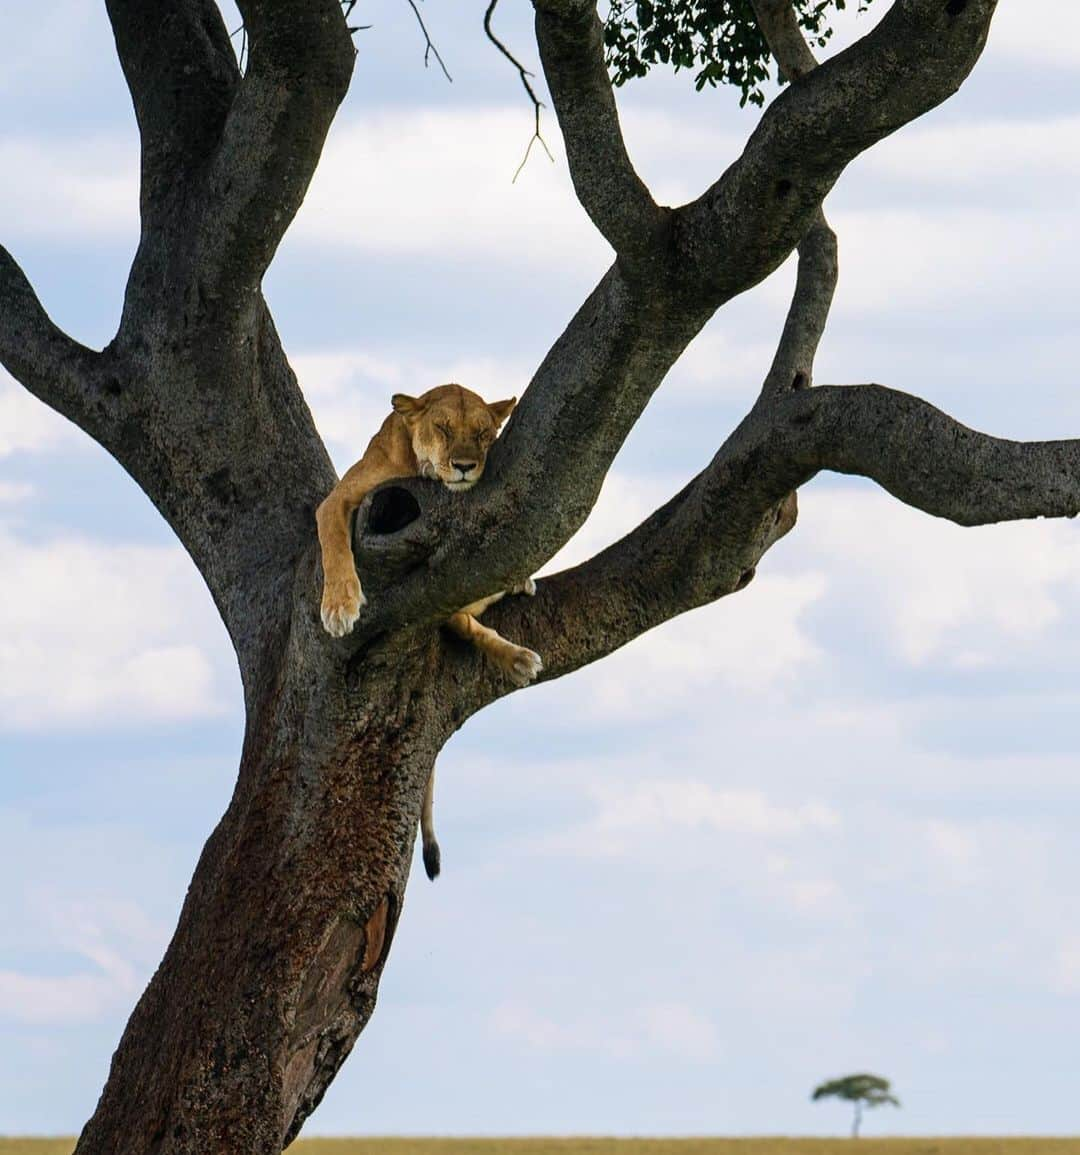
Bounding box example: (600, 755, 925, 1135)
(11, 0, 1073, 1151)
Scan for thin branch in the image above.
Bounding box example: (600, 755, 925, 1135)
(484, 0, 554, 180)
(758, 207, 837, 398)
(749, 2, 837, 399)
(405, 0, 452, 82)
(750, 0, 819, 80)
(532, 0, 664, 259)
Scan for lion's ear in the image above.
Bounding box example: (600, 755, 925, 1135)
(488, 397, 517, 428)
(391, 393, 423, 418)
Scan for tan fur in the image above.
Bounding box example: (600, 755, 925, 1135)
(315, 383, 542, 878)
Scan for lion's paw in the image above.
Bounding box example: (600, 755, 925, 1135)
(321, 580, 366, 638)
(510, 576, 537, 597)
(507, 646, 543, 687)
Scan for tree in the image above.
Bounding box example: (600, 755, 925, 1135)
(4, 0, 1062, 1151)
(812, 1073, 901, 1138)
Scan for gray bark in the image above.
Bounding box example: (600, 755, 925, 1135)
(3, 1, 1053, 1151)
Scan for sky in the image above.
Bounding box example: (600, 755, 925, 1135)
(2, 0, 1080, 1141)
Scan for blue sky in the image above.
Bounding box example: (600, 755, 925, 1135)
(2, 0, 1080, 1140)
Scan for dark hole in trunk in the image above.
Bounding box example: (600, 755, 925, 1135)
(367, 486, 422, 535)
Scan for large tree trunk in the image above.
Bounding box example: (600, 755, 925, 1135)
(76, 615, 451, 1155)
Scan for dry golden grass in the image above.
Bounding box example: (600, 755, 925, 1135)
(4, 1139, 1080, 1155)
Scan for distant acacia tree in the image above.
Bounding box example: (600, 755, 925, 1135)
(812, 1073, 901, 1138)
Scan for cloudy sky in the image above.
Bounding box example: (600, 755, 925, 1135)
(3, 0, 1080, 1140)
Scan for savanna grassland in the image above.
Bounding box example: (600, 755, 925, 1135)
(2, 1139, 1079, 1155)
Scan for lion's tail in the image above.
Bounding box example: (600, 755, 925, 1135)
(421, 767, 441, 881)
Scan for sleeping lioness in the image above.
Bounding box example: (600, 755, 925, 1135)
(315, 383, 543, 878)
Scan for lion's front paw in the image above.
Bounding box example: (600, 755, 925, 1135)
(507, 645, 543, 687)
(321, 577, 366, 637)
(510, 576, 537, 597)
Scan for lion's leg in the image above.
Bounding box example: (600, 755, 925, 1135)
(316, 450, 400, 637)
(458, 576, 537, 619)
(447, 610, 543, 687)
(420, 767, 440, 880)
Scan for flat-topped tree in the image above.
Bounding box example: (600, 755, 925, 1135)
(813, 1073, 901, 1138)
(6, 0, 1064, 1151)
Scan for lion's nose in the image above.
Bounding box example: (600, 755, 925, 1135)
(452, 460, 477, 474)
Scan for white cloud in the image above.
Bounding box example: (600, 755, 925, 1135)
(989, 2, 1080, 69)
(797, 485, 1080, 669)
(0, 895, 163, 1026)
(0, 481, 33, 504)
(583, 779, 839, 842)
(291, 108, 611, 276)
(0, 372, 80, 458)
(1050, 938, 1080, 995)
(490, 999, 719, 1062)
(864, 117, 1080, 188)
(0, 524, 232, 729)
(779, 207, 1080, 316)
(538, 567, 827, 722)
(0, 135, 137, 241)
(923, 819, 982, 886)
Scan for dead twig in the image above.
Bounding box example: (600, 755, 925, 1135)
(405, 0, 452, 82)
(484, 0, 555, 181)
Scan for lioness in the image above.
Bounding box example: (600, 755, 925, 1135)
(316, 382, 543, 879)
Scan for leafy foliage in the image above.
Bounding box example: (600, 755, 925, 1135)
(603, 0, 872, 105)
(812, 1072, 900, 1108)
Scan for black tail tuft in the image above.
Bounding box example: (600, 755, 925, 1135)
(423, 839, 441, 881)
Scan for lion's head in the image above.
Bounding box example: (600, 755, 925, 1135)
(391, 384, 516, 491)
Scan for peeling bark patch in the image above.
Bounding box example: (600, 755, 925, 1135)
(282, 1037, 320, 1121)
(361, 895, 390, 972)
(294, 917, 365, 1041)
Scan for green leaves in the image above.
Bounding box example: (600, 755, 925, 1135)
(812, 1072, 901, 1108)
(603, 0, 873, 106)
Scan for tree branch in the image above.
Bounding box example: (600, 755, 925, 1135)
(750, 0, 818, 82)
(194, 0, 355, 303)
(759, 208, 837, 398)
(674, 0, 998, 304)
(0, 244, 101, 427)
(105, 0, 239, 225)
(749, 0, 837, 399)
(532, 0, 666, 265)
(481, 381, 1080, 693)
